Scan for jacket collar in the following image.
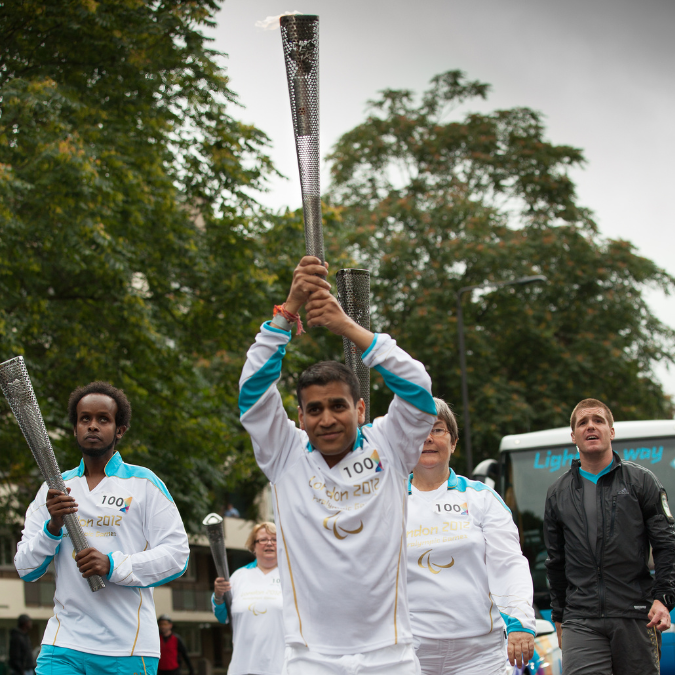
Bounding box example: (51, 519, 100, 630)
(74, 450, 123, 477)
(571, 450, 622, 482)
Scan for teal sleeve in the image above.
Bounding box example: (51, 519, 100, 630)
(501, 612, 536, 635)
(212, 593, 229, 624)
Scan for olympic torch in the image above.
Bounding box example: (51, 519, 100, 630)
(336, 269, 371, 424)
(203, 513, 232, 617)
(280, 14, 324, 262)
(0, 356, 105, 592)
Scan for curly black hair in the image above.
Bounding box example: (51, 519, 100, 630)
(67, 381, 132, 429)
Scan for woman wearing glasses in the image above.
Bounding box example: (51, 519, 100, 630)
(406, 398, 535, 675)
(212, 522, 284, 675)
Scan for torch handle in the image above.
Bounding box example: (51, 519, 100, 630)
(62, 511, 106, 592)
(40, 452, 105, 592)
(48, 469, 105, 592)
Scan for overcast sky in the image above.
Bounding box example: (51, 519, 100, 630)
(206, 0, 675, 400)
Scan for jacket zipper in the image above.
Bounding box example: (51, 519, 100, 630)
(609, 496, 617, 538)
(578, 473, 603, 616)
(598, 480, 608, 617)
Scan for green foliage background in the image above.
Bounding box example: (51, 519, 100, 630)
(0, 4, 672, 529)
(326, 71, 675, 473)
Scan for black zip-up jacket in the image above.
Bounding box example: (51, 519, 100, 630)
(544, 451, 675, 624)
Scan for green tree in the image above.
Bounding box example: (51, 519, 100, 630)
(326, 70, 675, 472)
(0, 0, 283, 529)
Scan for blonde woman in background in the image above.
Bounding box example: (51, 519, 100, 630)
(212, 522, 284, 675)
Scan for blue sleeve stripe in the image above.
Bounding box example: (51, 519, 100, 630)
(361, 334, 379, 360)
(106, 553, 114, 580)
(454, 476, 512, 513)
(501, 612, 535, 635)
(373, 365, 436, 416)
(23, 548, 58, 582)
(263, 320, 292, 337)
(239, 343, 287, 415)
(212, 593, 229, 624)
(129, 556, 188, 588)
(43, 520, 63, 541)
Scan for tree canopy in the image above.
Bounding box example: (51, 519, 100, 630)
(0, 0, 285, 529)
(327, 70, 675, 472)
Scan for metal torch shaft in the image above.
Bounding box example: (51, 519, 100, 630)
(0, 357, 105, 592)
(336, 269, 371, 424)
(203, 514, 232, 617)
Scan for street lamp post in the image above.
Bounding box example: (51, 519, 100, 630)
(456, 275, 547, 475)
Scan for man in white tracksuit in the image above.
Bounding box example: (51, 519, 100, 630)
(239, 256, 437, 675)
(15, 381, 190, 675)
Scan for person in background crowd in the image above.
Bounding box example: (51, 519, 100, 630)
(9, 614, 35, 675)
(157, 615, 195, 675)
(212, 521, 284, 675)
(544, 398, 675, 675)
(224, 503, 240, 518)
(406, 398, 535, 674)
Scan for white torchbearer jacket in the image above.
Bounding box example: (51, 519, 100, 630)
(406, 471, 535, 640)
(239, 322, 436, 655)
(211, 561, 285, 675)
(15, 451, 190, 658)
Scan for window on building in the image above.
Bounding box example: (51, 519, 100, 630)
(172, 587, 212, 612)
(24, 579, 56, 607)
(174, 624, 201, 656)
(0, 534, 16, 568)
(182, 552, 197, 582)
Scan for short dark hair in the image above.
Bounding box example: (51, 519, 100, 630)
(297, 361, 361, 408)
(68, 381, 132, 429)
(570, 398, 614, 430)
(17, 614, 31, 628)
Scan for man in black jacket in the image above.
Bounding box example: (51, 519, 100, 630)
(544, 398, 675, 675)
(9, 614, 35, 675)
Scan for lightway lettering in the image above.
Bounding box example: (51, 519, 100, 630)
(532, 445, 665, 472)
(622, 446, 663, 464)
(533, 448, 577, 473)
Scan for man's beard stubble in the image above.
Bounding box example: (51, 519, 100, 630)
(78, 438, 116, 458)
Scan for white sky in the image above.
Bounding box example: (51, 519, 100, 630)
(207, 0, 675, 401)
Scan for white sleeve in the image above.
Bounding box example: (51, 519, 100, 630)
(108, 483, 189, 588)
(361, 333, 436, 476)
(15, 484, 63, 582)
(481, 489, 536, 635)
(239, 322, 303, 483)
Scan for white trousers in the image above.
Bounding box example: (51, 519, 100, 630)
(413, 631, 508, 675)
(282, 642, 421, 675)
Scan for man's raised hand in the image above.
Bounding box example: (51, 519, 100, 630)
(284, 256, 330, 314)
(306, 289, 375, 352)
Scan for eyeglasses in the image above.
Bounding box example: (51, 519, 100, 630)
(428, 428, 449, 437)
(255, 538, 277, 545)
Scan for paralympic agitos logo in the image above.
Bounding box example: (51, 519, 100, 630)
(417, 549, 455, 574)
(323, 511, 364, 540)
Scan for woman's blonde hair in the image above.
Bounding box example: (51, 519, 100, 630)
(434, 397, 458, 444)
(245, 522, 277, 553)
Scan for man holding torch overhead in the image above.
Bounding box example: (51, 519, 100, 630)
(14, 382, 189, 675)
(239, 256, 436, 674)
